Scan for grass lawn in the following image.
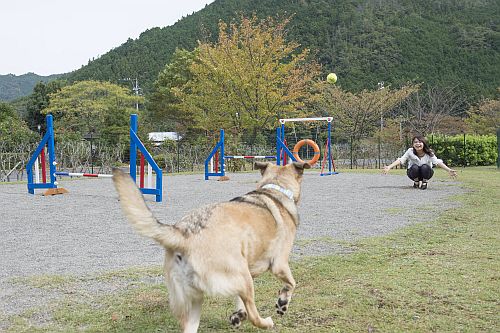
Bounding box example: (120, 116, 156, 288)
(4, 167, 499, 332)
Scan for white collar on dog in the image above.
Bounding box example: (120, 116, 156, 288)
(262, 184, 294, 201)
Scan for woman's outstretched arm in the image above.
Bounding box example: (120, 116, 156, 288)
(436, 161, 458, 179)
(382, 159, 401, 174)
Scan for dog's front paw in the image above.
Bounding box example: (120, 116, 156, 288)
(230, 309, 247, 328)
(263, 316, 274, 329)
(275, 296, 289, 316)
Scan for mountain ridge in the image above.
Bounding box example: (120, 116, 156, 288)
(2, 0, 499, 103)
(0, 72, 64, 101)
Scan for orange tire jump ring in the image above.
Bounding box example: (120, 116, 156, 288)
(292, 139, 320, 166)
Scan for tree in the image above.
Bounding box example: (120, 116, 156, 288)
(465, 89, 500, 135)
(147, 48, 198, 133)
(25, 80, 65, 133)
(0, 102, 37, 148)
(400, 86, 467, 136)
(318, 83, 418, 149)
(174, 15, 321, 144)
(42, 81, 142, 144)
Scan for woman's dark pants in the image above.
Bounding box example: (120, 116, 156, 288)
(407, 164, 434, 182)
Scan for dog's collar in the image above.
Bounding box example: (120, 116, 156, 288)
(261, 184, 294, 201)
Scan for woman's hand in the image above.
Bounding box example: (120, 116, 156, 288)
(448, 169, 458, 179)
(382, 166, 390, 175)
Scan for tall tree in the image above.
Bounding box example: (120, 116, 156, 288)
(465, 89, 500, 135)
(25, 80, 65, 133)
(401, 86, 467, 136)
(43, 81, 142, 144)
(318, 82, 418, 159)
(147, 48, 198, 133)
(0, 102, 36, 148)
(174, 15, 321, 144)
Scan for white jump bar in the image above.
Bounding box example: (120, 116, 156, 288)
(279, 117, 332, 124)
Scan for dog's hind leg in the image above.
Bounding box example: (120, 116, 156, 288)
(229, 297, 247, 328)
(272, 262, 296, 316)
(238, 271, 274, 329)
(180, 297, 203, 333)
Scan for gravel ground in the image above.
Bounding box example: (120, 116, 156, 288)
(0, 170, 463, 322)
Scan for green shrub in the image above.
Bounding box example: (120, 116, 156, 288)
(431, 134, 497, 166)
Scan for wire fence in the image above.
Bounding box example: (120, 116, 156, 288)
(0, 138, 409, 182)
(5, 130, 497, 182)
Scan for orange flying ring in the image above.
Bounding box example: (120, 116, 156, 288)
(292, 139, 320, 166)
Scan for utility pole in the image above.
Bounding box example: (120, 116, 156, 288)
(377, 82, 384, 169)
(123, 77, 141, 111)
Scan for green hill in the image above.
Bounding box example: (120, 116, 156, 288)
(67, 0, 499, 104)
(0, 73, 63, 101)
(7, 0, 500, 104)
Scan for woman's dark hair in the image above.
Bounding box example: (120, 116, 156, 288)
(412, 135, 434, 156)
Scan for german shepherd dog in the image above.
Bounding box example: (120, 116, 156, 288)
(112, 161, 310, 332)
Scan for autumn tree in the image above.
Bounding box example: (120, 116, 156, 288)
(465, 89, 500, 135)
(318, 83, 418, 160)
(174, 15, 321, 145)
(400, 86, 467, 136)
(43, 81, 142, 144)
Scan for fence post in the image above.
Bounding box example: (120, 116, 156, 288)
(463, 133, 466, 168)
(497, 128, 500, 168)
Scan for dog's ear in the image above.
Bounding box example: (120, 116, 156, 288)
(292, 162, 311, 175)
(254, 161, 270, 175)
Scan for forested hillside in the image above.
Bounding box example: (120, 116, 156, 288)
(0, 73, 62, 101)
(66, 0, 499, 104)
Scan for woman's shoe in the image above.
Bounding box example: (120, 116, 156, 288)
(413, 181, 420, 188)
(421, 182, 428, 190)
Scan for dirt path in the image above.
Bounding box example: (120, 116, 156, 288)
(0, 171, 462, 320)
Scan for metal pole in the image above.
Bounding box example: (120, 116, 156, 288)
(176, 133, 180, 173)
(124, 77, 140, 111)
(378, 82, 384, 169)
(276, 128, 281, 165)
(350, 136, 353, 169)
(130, 114, 138, 182)
(281, 123, 286, 165)
(90, 134, 94, 174)
(463, 133, 466, 168)
(133, 78, 140, 111)
(378, 134, 381, 169)
(47, 115, 57, 187)
(220, 129, 225, 176)
(328, 121, 332, 173)
(497, 128, 500, 168)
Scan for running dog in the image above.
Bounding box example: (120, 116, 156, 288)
(112, 161, 310, 332)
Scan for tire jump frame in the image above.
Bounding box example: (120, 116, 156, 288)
(26, 114, 163, 202)
(204, 117, 337, 180)
(278, 117, 337, 176)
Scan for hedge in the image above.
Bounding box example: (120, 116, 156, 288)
(430, 134, 498, 167)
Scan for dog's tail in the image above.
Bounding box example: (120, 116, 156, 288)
(112, 168, 185, 250)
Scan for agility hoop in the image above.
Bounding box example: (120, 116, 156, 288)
(292, 139, 321, 166)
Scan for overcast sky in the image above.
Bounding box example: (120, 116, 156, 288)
(0, 0, 215, 76)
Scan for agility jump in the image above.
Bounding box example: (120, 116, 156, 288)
(204, 129, 277, 180)
(26, 114, 163, 202)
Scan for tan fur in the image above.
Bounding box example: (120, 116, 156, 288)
(112, 161, 310, 333)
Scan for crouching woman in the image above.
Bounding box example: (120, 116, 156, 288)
(383, 135, 457, 189)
